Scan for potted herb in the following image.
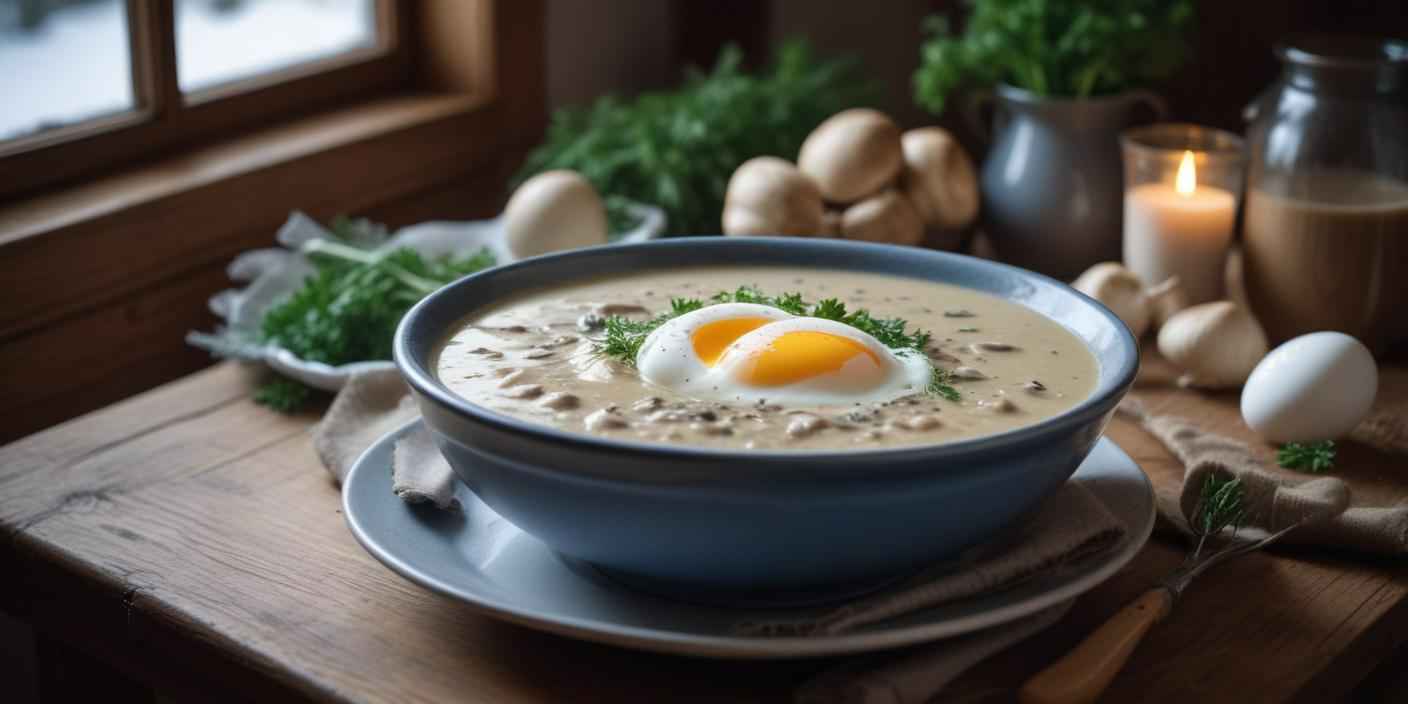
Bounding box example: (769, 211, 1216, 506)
(913, 0, 1194, 278)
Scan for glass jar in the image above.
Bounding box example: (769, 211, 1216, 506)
(1241, 36, 1408, 355)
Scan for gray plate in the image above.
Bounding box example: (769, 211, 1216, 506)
(343, 421, 1153, 659)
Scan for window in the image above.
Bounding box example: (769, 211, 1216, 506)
(0, 0, 409, 201)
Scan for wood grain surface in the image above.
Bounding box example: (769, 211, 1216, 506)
(2, 351, 1406, 703)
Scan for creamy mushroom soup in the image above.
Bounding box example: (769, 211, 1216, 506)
(435, 266, 1098, 450)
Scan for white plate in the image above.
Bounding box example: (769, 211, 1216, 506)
(343, 423, 1153, 659)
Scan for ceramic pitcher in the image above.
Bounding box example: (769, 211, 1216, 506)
(968, 85, 1165, 280)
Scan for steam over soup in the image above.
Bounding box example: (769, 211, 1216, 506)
(435, 267, 1098, 450)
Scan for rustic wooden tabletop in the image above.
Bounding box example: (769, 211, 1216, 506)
(3, 354, 1406, 703)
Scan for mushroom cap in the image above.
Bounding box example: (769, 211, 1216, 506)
(901, 127, 980, 230)
(1072, 262, 1151, 338)
(798, 109, 904, 204)
(503, 170, 608, 258)
(722, 156, 825, 236)
(840, 189, 924, 246)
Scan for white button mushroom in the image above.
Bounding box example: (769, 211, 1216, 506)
(503, 170, 608, 259)
(900, 127, 979, 230)
(1072, 262, 1152, 338)
(1157, 301, 1269, 389)
(840, 190, 924, 246)
(722, 156, 825, 236)
(798, 109, 904, 203)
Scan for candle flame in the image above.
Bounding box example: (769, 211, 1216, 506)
(1175, 150, 1197, 195)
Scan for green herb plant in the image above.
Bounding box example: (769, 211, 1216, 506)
(594, 287, 961, 402)
(1277, 441, 1336, 473)
(913, 0, 1195, 114)
(516, 40, 875, 233)
(253, 223, 495, 411)
(1189, 473, 1247, 558)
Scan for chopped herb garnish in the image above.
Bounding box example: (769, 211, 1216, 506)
(928, 367, 962, 402)
(1278, 441, 1336, 473)
(957, 327, 979, 333)
(595, 287, 959, 400)
(253, 377, 322, 413)
(1189, 473, 1247, 557)
(253, 232, 495, 411)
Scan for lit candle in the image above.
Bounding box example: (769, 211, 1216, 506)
(1123, 151, 1238, 304)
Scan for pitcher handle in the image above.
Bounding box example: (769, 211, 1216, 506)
(1127, 90, 1168, 122)
(963, 90, 998, 144)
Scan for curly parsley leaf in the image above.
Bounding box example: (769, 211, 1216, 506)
(1278, 441, 1336, 473)
(253, 377, 323, 413)
(913, 1, 1195, 114)
(253, 235, 495, 412)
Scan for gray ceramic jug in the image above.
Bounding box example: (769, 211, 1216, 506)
(968, 84, 1165, 279)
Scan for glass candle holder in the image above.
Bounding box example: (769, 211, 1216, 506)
(1121, 124, 1246, 305)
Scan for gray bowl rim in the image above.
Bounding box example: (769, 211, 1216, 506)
(394, 237, 1139, 474)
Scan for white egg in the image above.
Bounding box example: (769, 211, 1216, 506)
(1240, 332, 1378, 443)
(713, 318, 933, 405)
(637, 303, 795, 392)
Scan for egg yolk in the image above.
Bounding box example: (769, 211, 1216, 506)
(731, 331, 883, 387)
(690, 317, 775, 366)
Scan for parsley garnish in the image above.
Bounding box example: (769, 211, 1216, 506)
(1277, 441, 1336, 473)
(253, 234, 495, 411)
(595, 287, 959, 401)
(253, 377, 323, 413)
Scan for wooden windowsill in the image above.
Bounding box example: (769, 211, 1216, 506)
(0, 89, 542, 344)
(0, 93, 484, 248)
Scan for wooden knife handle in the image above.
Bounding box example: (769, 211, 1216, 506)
(1018, 587, 1173, 704)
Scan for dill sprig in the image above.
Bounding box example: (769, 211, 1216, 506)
(1278, 441, 1336, 473)
(928, 366, 962, 402)
(594, 287, 959, 401)
(1189, 473, 1247, 558)
(711, 286, 932, 352)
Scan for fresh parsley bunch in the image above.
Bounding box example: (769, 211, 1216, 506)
(515, 40, 875, 234)
(913, 0, 1195, 114)
(253, 221, 494, 411)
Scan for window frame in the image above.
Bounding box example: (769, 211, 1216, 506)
(0, 0, 413, 202)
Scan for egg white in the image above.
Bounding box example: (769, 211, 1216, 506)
(637, 304, 931, 406)
(636, 303, 794, 392)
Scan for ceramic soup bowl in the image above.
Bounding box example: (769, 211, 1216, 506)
(394, 238, 1138, 604)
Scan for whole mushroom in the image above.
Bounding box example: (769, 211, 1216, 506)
(840, 190, 924, 246)
(722, 156, 825, 236)
(1072, 262, 1152, 338)
(798, 109, 904, 203)
(503, 170, 608, 258)
(1158, 301, 1269, 389)
(900, 127, 979, 230)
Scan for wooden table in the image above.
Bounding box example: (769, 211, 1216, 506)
(3, 357, 1407, 703)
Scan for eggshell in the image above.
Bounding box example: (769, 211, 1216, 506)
(1240, 332, 1378, 443)
(503, 170, 608, 258)
(797, 109, 904, 203)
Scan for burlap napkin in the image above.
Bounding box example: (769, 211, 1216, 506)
(313, 369, 460, 511)
(1118, 397, 1408, 554)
